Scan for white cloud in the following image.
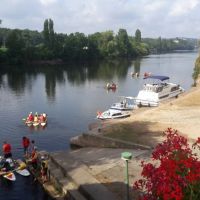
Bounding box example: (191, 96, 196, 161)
(39, 0, 57, 6)
(169, 0, 199, 16)
(0, 0, 200, 38)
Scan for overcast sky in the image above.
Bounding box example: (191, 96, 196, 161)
(0, 0, 200, 38)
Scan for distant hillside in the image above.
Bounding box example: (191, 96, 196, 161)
(142, 37, 199, 54)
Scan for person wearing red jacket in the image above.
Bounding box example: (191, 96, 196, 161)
(2, 141, 12, 158)
(22, 136, 30, 156)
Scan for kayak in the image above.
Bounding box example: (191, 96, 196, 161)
(16, 168, 30, 176)
(40, 119, 47, 127)
(15, 159, 30, 176)
(24, 118, 47, 127)
(2, 172, 16, 181)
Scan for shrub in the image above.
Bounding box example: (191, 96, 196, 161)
(133, 128, 200, 200)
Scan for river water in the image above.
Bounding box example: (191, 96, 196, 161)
(0, 52, 198, 199)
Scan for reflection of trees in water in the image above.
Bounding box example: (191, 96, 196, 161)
(66, 59, 131, 84)
(44, 67, 66, 101)
(0, 60, 132, 99)
(7, 71, 26, 94)
(131, 58, 141, 74)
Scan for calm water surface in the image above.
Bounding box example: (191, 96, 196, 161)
(0, 52, 198, 199)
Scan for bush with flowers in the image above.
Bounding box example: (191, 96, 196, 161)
(133, 128, 200, 200)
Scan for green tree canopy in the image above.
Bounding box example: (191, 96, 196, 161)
(135, 29, 141, 43)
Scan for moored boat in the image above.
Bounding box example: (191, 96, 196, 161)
(110, 96, 135, 111)
(97, 109, 131, 120)
(135, 75, 184, 107)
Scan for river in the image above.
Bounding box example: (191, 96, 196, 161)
(0, 52, 198, 199)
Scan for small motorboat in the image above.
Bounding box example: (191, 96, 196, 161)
(97, 109, 131, 120)
(110, 96, 135, 111)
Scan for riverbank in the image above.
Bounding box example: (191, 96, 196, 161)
(42, 77, 200, 200)
(87, 77, 200, 146)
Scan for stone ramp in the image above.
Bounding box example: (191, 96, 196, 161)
(48, 147, 150, 200)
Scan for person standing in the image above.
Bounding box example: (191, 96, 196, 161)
(2, 141, 12, 158)
(22, 137, 30, 157)
(29, 140, 36, 153)
(30, 146, 38, 173)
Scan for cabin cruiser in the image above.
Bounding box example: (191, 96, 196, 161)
(97, 109, 131, 120)
(110, 96, 135, 111)
(135, 75, 184, 107)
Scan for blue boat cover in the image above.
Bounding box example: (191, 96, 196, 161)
(143, 75, 169, 81)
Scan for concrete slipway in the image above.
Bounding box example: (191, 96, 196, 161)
(46, 147, 151, 200)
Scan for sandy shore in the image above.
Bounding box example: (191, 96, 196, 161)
(92, 78, 200, 146)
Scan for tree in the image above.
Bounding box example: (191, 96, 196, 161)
(6, 29, 25, 63)
(43, 18, 55, 48)
(116, 28, 131, 57)
(135, 29, 141, 43)
(192, 55, 200, 86)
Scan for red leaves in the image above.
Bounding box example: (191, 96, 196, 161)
(133, 128, 200, 200)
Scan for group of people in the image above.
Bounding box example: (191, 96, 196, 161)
(26, 112, 47, 123)
(1, 138, 48, 183)
(22, 136, 48, 183)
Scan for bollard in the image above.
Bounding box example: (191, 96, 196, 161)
(121, 152, 132, 200)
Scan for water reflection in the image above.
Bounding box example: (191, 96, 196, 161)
(0, 59, 132, 101)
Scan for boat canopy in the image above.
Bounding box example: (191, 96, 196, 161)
(143, 75, 169, 81)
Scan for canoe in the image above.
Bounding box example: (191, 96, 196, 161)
(2, 172, 16, 181)
(15, 159, 30, 176)
(24, 118, 47, 127)
(33, 122, 40, 127)
(16, 168, 30, 176)
(40, 119, 47, 127)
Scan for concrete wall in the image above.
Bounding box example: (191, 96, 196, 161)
(70, 133, 151, 150)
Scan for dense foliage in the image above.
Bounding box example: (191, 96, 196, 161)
(0, 19, 150, 64)
(0, 18, 198, 64)
(192, 54, 200, 86)
(134, 128, 200, 200)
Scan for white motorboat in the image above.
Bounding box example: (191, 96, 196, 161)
(135, 75, 184, 107)
(97, 109, 131, 120)
(110, 96, 135, 111)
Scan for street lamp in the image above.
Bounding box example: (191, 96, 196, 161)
(121, 152, 132, 200)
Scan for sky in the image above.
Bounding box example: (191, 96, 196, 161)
(0, 0, 200, 38)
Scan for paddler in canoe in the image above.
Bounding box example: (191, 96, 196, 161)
(39, 113, 47, 126)
(25, 112, 34, 126)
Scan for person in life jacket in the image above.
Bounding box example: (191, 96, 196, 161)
(41, 159, 48, 183)
(30, 146, 38, 172)
(39, 113, 46, 122)
(27, 112, 34, 122)
(2, 141, 12, 159)
(34, 112, 39, 122)
(22, 136, 30, 157)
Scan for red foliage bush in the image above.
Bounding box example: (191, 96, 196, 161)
(133, 128, 200, 200)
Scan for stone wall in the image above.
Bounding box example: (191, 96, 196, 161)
(70, 133, 151, 150)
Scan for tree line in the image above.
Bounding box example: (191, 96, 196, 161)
(0, 19, 198, 64)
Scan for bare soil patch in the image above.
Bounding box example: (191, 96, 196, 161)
(92, 81, 200, 146)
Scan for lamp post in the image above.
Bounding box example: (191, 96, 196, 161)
(121, 152, 132, 200)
